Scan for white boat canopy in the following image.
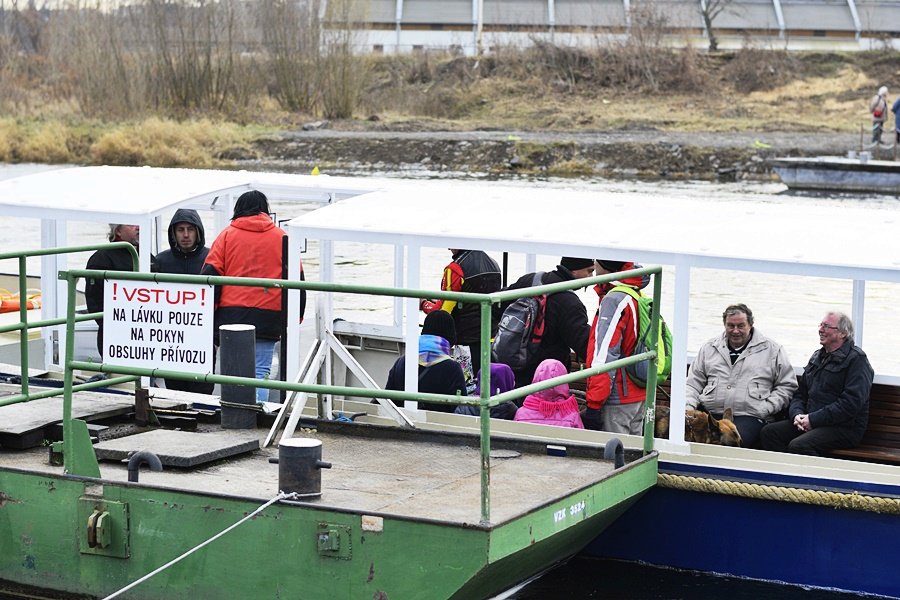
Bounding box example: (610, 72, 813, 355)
(287, 179, 900, 437)
(0, 165, 376, 370)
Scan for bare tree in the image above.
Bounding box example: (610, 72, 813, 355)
(699, 0, 738, 52)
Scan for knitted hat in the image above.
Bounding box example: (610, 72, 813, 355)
(422, 311, 457, 346)
(560, 257, 594, 272)
(595, 259, 627, 273)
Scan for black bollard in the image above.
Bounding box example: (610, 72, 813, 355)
(220, 324, 257, 429)
(278, 438, 331, 498)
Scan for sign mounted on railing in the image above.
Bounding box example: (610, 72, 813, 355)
(103, 280, 214, 374)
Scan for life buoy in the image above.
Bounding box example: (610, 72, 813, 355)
(0, 291, 41, 314)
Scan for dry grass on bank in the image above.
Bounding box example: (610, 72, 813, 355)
(0, 118, 263, 167)
(0, 47, 896, 167)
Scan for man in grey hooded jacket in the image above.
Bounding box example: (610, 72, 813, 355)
(156, 208, 212, 394)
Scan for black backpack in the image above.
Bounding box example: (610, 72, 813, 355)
(491, 273, 547, 370)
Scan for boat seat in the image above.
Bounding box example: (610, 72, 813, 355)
(831, 383, 900, 465)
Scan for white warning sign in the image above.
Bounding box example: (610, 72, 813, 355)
(103, 279, 214, 374)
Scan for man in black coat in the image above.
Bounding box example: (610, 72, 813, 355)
(155, 209, 213, 393)
(501, 257, 594, 389)
(760, 311, 874, 456)
(85, 223, 146, 357)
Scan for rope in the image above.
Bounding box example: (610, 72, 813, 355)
(101, 492, 296, 600)
(657, 473, 900, 515)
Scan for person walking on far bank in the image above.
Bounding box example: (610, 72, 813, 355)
(892, 94, 900, 145)
(870, 86, 889, 144)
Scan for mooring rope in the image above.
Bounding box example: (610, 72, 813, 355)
(658, 473, 900, 515)
(101, 492, 296, 600)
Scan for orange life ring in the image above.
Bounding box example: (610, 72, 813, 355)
(0, 294, 41, 313)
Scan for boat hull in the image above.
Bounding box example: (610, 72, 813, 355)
(585, 461, 900, 598)
(770, 156, 900, 194)
(0, 452, 657, 600)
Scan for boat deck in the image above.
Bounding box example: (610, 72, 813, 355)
(1, 391, 626, 527)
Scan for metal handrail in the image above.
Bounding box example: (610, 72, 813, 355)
(0, 242, 137, 403)
(57, 264, 664, 525)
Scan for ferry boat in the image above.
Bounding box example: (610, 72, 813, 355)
(0, 166, 656, 600)
(2, 166, 899, 598)
(285, 178, 900, 598)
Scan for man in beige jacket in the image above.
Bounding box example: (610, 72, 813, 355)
(686, 304, 798, 448)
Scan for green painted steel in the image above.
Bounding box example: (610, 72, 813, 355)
(0, 455, 657, 600)
(0, 241, 136, 406)
(0, 254, 663, 599)
(59, 265, 665, 522)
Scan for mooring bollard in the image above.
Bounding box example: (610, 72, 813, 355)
(276, 438, 332, 498)
(220, 324, 257, 429)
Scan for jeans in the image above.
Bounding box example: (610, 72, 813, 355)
(255, 338, 277, 403)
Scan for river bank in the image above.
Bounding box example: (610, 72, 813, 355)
(237, 128, 865, 180)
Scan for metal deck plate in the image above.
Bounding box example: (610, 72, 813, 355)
(93, 429, 260, 467)
(0, 387, 185, 449)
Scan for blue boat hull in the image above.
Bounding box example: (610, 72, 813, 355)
(585, 462, 900, 598)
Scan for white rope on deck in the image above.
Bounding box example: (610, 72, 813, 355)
(101, 491, 295, 600)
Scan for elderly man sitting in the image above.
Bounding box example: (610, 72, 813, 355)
(686, 304, 798, 448)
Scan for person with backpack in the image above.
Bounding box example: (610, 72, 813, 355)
(583, 259, 652, 434)
(686, 304, 798, 448)
(514, 358, 584, 429)
(420, 249, 502, 378)
(495, 257, 594, 390)
(870, 86, 889, 144)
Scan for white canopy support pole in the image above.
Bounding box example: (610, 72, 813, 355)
(393, 245, 404, 329)
(623, 0, 631, 28)
(41, 218, 66, 369)
(320, 243, 336, 416)
(525, 253, 537, 274)
(405, 244, 422, 412)
(285, 225, 306, 388)
(851, 279, 866, 348)
(264, 339, 322, 447)
(278, 342, 329, 443)
(323, 329, 414, 427)
(668, 261, 691, 448)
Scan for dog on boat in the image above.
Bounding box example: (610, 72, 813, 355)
(655, 404, 741, 447)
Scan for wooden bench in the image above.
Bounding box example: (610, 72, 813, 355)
(830, 383, 900, 465)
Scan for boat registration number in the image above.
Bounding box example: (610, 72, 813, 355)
(553, 500, 586, 523)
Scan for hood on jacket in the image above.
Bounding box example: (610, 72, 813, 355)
(474, 363, 516, 396)
(167, 208, 206, 254)
(231, 212, 277, 233)
(531, 358, 570, 402)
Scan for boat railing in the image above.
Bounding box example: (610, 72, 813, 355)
(56, 264, 664, 525)
(0, 242, 139, 407)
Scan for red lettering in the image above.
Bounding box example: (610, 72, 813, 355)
(118, 286, 203, 305)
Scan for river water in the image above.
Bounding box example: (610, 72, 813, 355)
(2, 164, 897, 599)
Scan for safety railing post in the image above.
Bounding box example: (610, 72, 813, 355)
(479, 299, 492, 525)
